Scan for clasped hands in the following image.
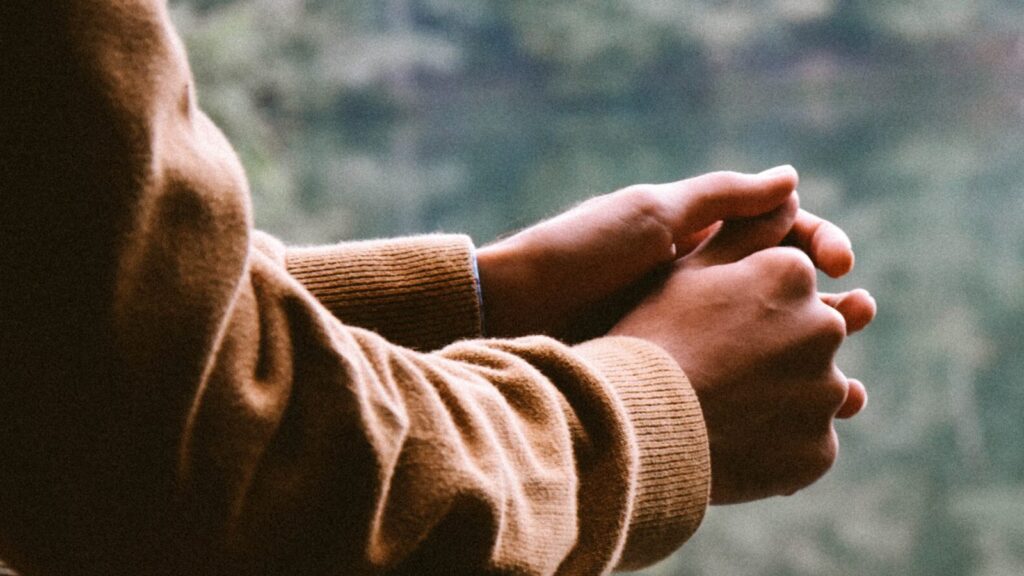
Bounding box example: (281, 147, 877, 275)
(476, 166, 876, 504)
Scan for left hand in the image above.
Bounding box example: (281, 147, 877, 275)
(476, 166, 856, 340)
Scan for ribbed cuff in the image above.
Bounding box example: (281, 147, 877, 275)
(286, 235, 482, 351)
(574, 337, 710, 570)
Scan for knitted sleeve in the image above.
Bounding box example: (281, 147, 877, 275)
(0, 2, 709, 575)
(277, 234, 483, 351)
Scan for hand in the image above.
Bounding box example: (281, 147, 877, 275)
(609, 194, 876, 504)
(476, 166, 856, 341)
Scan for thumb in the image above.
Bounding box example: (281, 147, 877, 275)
(687, 192, 800, 267)
(656, 165, 799, 245)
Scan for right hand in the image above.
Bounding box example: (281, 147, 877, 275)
(609, 194, 876, 504)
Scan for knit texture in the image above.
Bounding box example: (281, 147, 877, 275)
(575, 338, 710, 569)
(287, 236, 482, 351)
(0, 1, 711, 574)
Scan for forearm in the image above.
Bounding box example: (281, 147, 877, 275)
(180, 253, 709, 573)
(280, 234, 482, 351)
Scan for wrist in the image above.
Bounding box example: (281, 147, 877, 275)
(573, 336, 710, 568)
(477, 239, 543, 337)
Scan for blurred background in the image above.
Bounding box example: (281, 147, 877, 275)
(170, 1, 1024, 574)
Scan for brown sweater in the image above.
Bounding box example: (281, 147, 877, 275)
(0, 2, 709, 574)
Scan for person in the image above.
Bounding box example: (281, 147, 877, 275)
(0, 1, 875, 575)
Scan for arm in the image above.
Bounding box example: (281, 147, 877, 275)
(180, 246, 708, 575)
(271, 233, 484, 351)
(0, 2, 706, 574)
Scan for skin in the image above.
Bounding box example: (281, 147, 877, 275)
(477, 167, 870, 340)
(477, 166, 876, 504)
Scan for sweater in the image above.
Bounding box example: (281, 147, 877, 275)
(0, 1, 710, 574)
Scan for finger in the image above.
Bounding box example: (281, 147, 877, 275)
(686, 193, 799, 267)
(785, 209, 855, 278)
(656, 166, 799, 244)
(820, 289, 877, 334)
(673, 222, 721, 256)
(836, 378, 867, 419)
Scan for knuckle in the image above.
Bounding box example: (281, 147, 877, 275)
(753, 247, 816, 295)
(620, 185, 674, 240)
(817, 430, 839, 475)
(820, 368, 850, 411)
(804, 431, 839, 484)
(782, 431, 838, 497)
(775, 248, 817, 289)
(815, 307, 847, 350)
(624, 185, 662, 214)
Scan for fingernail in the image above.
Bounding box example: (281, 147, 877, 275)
(758, 164, 794, 177)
